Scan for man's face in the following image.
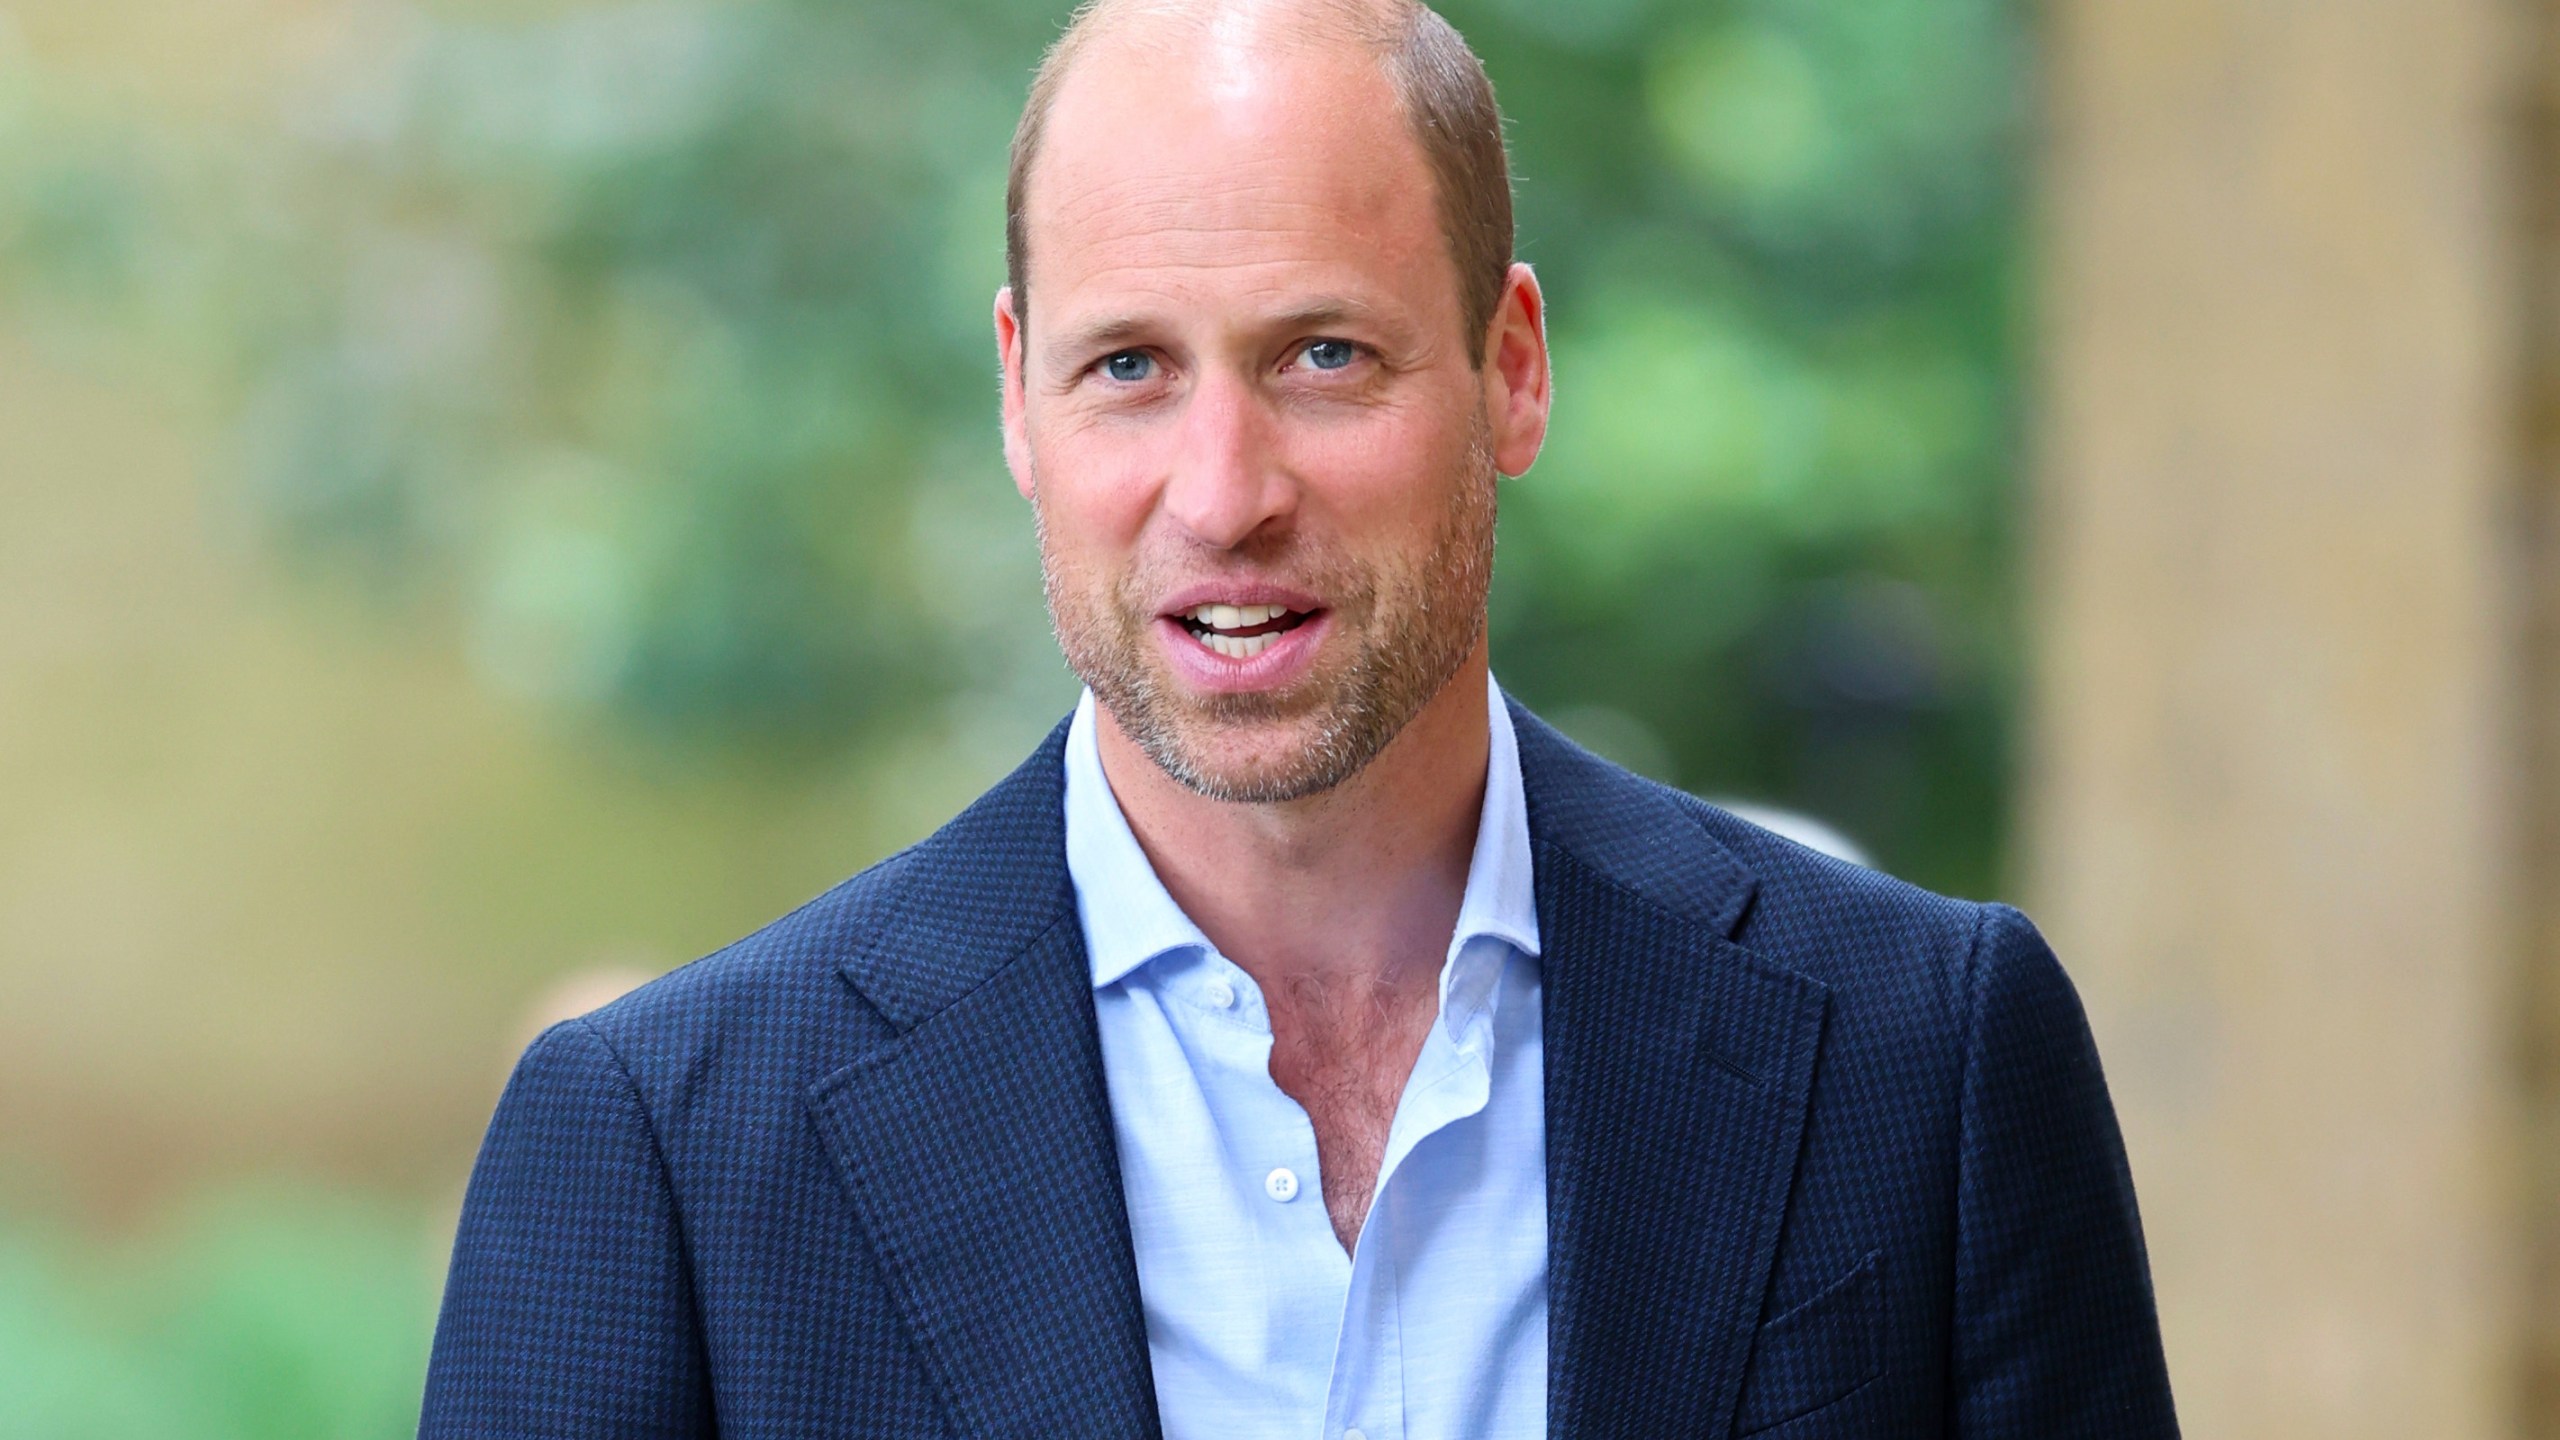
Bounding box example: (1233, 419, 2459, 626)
(998, 29, 1536, 803)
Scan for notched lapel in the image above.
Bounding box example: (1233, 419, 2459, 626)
(806, 910, 1160, 1439)
(1516, 705, 1830, 1439)
(1543, 853, 1830, 1439)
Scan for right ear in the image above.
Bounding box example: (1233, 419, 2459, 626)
(995, 287, 1034, 501)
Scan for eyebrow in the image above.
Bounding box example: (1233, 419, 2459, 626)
(1038, 296, 1401, 371)
(1265, 296, 1388, 333)
(1041, 315, 1157, 370)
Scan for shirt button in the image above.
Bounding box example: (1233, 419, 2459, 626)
(1345, 1430, 1369, 1440)
(1264, 1167, 1300, 1203)
(1205, 978, 1236, 1009)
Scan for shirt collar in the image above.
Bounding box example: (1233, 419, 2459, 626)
(1063, 673, 1542, 994)
(1063, 689, 1217, 990)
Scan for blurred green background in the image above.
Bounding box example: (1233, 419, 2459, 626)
(0, 0, 2026, 1431)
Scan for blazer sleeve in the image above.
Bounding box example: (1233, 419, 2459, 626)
(421, 1018, 713, 1438)
(1950, 903, 2180, 1438)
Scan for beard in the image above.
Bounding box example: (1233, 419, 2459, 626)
(1036, 415, 1498, 804)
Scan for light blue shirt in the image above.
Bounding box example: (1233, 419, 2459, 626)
(1064, 676, 1547, 1440)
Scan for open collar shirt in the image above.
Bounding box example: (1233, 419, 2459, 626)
(1063, 676, 1547, 1440)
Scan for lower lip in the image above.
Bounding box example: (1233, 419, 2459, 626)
(1153, 611, 1332, 693)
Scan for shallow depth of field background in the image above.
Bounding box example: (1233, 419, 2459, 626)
(4, 1, 2547, 1436)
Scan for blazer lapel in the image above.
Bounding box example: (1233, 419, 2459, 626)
(1515, 705, 1832, 1439)
(805, 725, 1160, 1439)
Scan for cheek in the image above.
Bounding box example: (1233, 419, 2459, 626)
(1030, 430, 1160, 551)
(1288, 405, 1478, 529)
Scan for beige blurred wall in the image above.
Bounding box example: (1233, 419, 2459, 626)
(2033, 0, 2552, 1434)
(0, 325, 999, 1209)
(0, 0, 1052, 1215)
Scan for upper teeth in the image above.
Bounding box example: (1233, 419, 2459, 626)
(1185, 603, 1289, 630)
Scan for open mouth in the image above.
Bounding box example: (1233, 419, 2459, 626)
(1172, 602, 1320, 660)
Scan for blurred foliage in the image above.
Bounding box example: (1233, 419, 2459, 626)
(0, 0, 2028, 888)
(0, 1182, 435, 1439)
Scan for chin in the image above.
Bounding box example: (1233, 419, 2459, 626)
(1141, 709, 1365, 805)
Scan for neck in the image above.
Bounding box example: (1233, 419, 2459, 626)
(1094, 643, 1493, 993)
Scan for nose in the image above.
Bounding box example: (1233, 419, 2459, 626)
(1160, 370, 1296, 549)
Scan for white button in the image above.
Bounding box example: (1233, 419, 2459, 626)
(1205, 978, 1236, 1009)
(1345, 1430, 1368, 1440)
(1264, 1167, 1300, 1202)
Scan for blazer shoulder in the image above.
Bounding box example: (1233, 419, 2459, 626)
(1696, 798, 1978, 943)
(561, 843, 924, 1093)
(1510, 695, 1985, 994)
(554, 710, 1080, 1092)
(1695, 798, 2014, 1036)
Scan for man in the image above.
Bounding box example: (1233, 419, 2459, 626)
(421, 0, 2179, 1435)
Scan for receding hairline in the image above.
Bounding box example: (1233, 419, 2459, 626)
(1005, 0, 1514, 362)
(1048, 0, 1413, 64)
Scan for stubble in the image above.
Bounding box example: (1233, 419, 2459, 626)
(1037, 415, 1499, 804)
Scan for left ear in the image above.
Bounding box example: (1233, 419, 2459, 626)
(1479, 263, 1551, 478)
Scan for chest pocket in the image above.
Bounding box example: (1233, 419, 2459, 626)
(1733, 1249, 1885, 1435)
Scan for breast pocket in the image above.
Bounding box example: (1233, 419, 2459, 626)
(1732, 1249, 1885, 1436)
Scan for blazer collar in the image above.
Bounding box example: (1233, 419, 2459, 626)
(830, 715, 1081, 1029)
(828, 696, 1764, 1021)
(1507, 696, 1759, 936)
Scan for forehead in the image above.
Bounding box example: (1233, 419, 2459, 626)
(1023, 28, 1451, 332)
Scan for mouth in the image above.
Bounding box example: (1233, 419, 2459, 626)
(1169, 602, 1322, 660)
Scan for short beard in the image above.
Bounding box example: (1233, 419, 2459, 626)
(1038, 416, 1499, 804)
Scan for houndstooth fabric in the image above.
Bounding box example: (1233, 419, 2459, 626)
(420, 701, 2177, 1438)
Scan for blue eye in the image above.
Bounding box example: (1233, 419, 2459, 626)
(1302, 339, 1356, 371)
(1102, 351, 1154, 382)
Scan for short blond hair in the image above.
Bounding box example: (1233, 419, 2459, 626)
(1004, 0, 1514, 363)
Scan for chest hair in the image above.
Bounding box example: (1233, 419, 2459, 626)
(1263, 971, 1441, 1252)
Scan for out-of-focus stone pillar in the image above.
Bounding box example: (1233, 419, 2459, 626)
(2518, 12, 2560, 1427)
(2031, 2, 2542, 1436)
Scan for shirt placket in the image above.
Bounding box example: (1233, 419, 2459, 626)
(1324, 1223, 1406, 1440)
(1320, 975, 1498, 1440)
(1178, 953, 1355, 1419)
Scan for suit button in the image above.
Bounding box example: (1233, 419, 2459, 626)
(1264, 1167, 1300, 1202)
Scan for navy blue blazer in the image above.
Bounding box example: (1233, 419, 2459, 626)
(423, 702, 2178, 1437)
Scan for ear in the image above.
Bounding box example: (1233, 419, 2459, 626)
(995, 286, 1035, 501)
(1480, 263, 1551, 478)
